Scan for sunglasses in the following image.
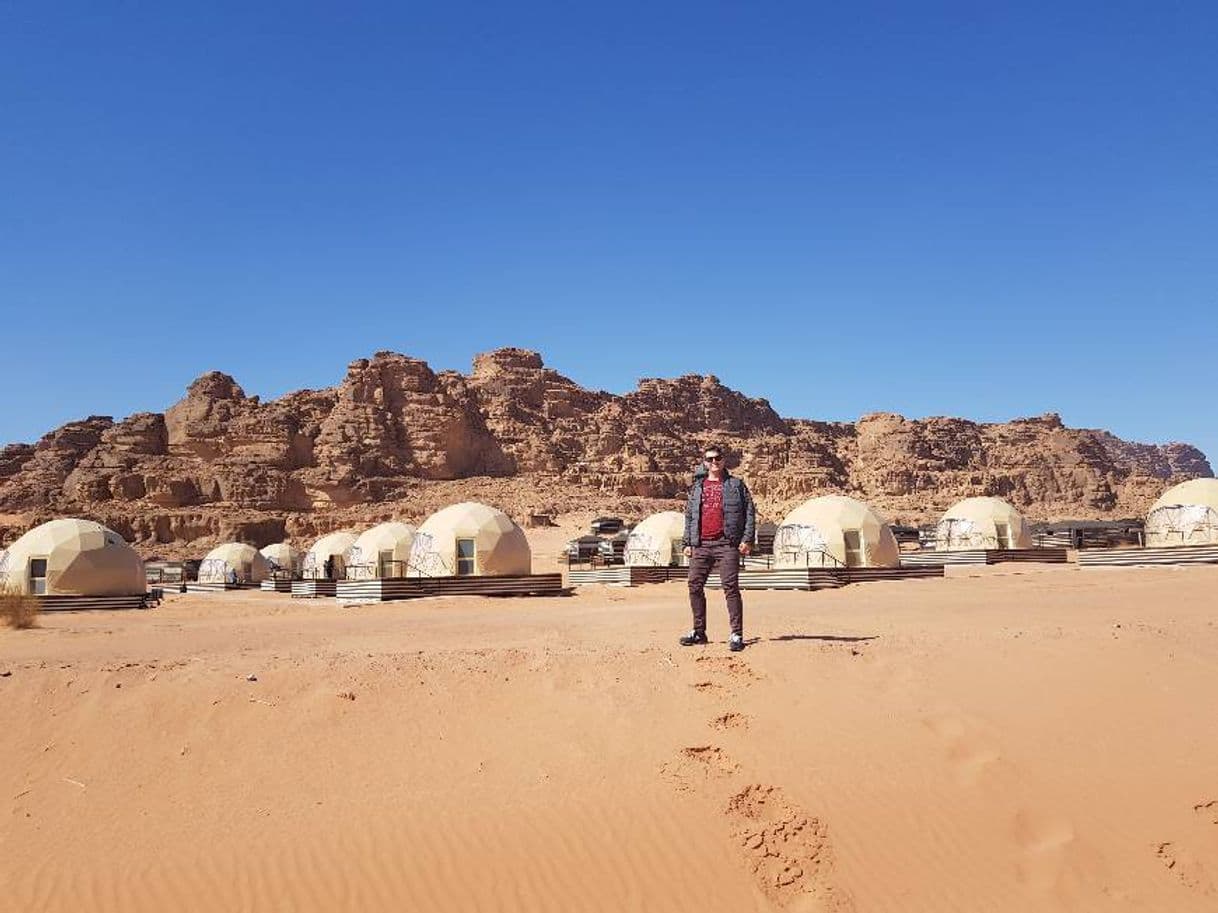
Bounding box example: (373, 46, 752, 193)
(704, 454, 724, 462)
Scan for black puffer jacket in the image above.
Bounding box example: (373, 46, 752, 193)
(682, 469, 757, 548)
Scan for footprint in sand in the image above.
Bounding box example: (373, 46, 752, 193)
(695, 654, 762, 684)
(710, 711, 750, 731)
(1194, 800, 1218, 825)
(660, 745, 740, 791)
(1156, 842, 1215, 894)
(725, 783, 851, 911)
(922, 712, 1000, 787)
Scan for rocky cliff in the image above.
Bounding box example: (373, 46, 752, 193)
(0, 348, 1210, 555)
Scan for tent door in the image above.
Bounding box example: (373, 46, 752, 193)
(843, 530, 863, 567)
(456, 538, 476, 576)
(378, 549, 394, 578)
(29, 557, 48, 595)
(995, 522, 1012, 550)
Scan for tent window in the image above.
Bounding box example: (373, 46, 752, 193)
(995, 522, 1012, 550)
(843, 530, 863, 567)
(456, 538, 476, 576)
(29, 557, 48, 595)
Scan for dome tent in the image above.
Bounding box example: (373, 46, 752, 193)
(1145, 479, 1218, 547)
(260, 542, 302, 579)
(348, 522, 417, 579)
(934, 497, 1031, 551)
(303, 531, 359, 580)
(624, 511, 687, 567)
(773, 495, 900, 569)
(0, 519, 145, 597)
(408, 503, 530, 577)
(198, 542, 269, 584)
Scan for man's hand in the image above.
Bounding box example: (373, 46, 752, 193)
(738, 543, 751, 556)
(682, 546, 692, 558)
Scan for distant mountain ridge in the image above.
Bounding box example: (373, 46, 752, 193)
(0, 348, 1210, 555)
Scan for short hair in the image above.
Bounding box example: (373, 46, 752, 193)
(703, 443, 725, 457)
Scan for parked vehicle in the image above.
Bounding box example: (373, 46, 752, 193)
(597, 531, 630, 564)
(590, 516, 624, 535)
(565, 535, 604, 562)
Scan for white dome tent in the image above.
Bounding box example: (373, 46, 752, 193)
(624, 512, 687, 567)
(773, 496, 900, 569)
(934, 497, 1032, 551)
(408, 503, 530, 578)
(303, 531, 360, 580)
(0, 519, 146, 608)
(348, 522, 417, 579)
(197, 542, 269, 585)
(260, 542, 302, 579)
(1145, 479, 1218, 547)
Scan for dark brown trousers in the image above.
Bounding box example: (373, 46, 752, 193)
(687, 538, 743, 636)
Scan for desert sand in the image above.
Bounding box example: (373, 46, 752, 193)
(3, 560, 1218, 912)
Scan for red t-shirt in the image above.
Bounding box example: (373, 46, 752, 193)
(699, 478, 725, 541)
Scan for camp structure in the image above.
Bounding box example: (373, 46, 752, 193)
(0, 518, 149, 610)
(188, 542, 270, 592)
(259, 542, 302, 591)
(773, 496, 900, 569)
(1078, 478, 1218, 568)
(901, 497, 1067, 567)
(705, 495, 941, 591)
(347, 522, 417, 579)
(570, 511, 690, 587)
(293, 530, 360, 597)
(338, 502, 561, 603)
(409, 503, 531, 577)
(624, 511, 687, 567)
(934, 497, 1032, 550)
(1145, 479, 1218, 547)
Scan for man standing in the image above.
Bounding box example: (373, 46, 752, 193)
(680, 444, 756, 652)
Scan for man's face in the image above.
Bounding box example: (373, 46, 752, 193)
(704, 451, 724, 471)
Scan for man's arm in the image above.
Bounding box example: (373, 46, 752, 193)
(682, 486, 695, 548)
(740, 481, 756, 550)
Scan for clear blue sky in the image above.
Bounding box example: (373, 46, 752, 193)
(3, 2, 1215, 464)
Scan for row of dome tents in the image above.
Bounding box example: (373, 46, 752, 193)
(2, 482, 1215, 610)
(572, 481, 1218, 589)
(307, 504, 561, 602)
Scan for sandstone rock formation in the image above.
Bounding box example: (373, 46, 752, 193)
(0, 348, 1210, 556)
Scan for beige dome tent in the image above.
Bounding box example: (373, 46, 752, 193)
(260, 542, 302, 578)
(1145, 479, 1218, 547)
(349, 522, 417, 579)
(198, 542, 269, 584)
(303, 530, 359, 580)
(624, 511, 687, 567)
(408, 503, 530, 577)
(0, 519, 145, 596)
(935, 497, 1031, 551)
(774, 495, 900, 568)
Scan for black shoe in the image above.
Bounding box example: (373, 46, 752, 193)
(729, 633, 745, 652)
(679, 630, 709, 646)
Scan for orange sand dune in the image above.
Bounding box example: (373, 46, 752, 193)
(3, 566, 1218, 912)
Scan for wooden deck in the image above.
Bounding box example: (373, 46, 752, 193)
(706, 565, 945, 591)
(291, 580, 338, 598)
(336, 574, 565, 604)
(1077, 544, 1218, 568)
(901, 548, 1069, 567)
(35, 593, 151, 612)
(184, 582, 256, 593)
(568, 566, 688, 587)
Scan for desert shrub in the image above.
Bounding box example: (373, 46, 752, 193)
(1, 588, 40, 630)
